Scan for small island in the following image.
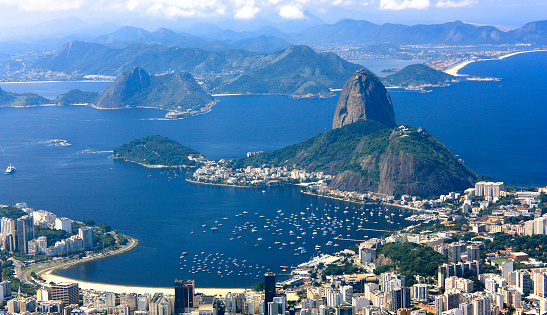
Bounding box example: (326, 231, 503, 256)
(112, 135, 206, 168)
(381, 63, 457, 89)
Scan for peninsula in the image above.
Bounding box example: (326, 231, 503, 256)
(112, 135, 206, 168)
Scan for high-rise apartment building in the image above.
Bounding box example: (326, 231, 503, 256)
(16, 215, 34, 254)
(174, 279, 194, 314)
(264, 273, 276, 315)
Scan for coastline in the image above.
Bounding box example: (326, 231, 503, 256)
(186, 178, 258, 189)
(444, 49, 547, 76)
(41, 272, 246, 295)
(301, 190, 421, 212)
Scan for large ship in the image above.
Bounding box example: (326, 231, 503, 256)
(5, 164, 15, 174)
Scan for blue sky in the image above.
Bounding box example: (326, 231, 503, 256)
(0, 0, 544, 30)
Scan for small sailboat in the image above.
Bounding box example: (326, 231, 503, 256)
(5, 164, 15, 174)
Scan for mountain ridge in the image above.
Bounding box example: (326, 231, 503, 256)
(94, 67, 214, 111)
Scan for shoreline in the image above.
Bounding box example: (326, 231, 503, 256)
(301, 190, 421, 212)
(41, 272, 246, 295)
(111, 156, 197, 169)
(444, 49, 547, 76)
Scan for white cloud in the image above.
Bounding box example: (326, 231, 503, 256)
(0, 0, 84, 11)
(436, 0, 476, 8)
(279, 4, 305, 19)
(332, 0, 355, 6)
(379, 0, 430, 10)
(235, 3, 260, 19)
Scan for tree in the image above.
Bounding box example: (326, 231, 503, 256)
(254, 282, 265, 292)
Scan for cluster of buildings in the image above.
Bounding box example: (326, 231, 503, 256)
(0, 203, 94, 256)
(191, 164, 330, 187)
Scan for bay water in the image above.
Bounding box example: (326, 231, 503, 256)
(0, 51, 545, 288)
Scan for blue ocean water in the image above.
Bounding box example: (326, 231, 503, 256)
(0, 51, 545, 288)
(0, 81, 111, 100)
(350, 58, 427, 76)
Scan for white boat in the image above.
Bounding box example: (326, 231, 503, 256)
(5, 164, 15, 174)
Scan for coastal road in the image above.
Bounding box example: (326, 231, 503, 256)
(18, 236, 138, 286)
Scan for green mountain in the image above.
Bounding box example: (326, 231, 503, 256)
(94, 67, 214, 111)
(113, 135, 203, 167)
(54, 89, 100, 105)
(0, 87, 51, 107)
(382, 64, 456, 88)
(215, 45, 362, 96)
(36, 42, 362, 97)
(241, 120, 478, 198)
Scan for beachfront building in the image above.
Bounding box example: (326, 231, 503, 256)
(175, 279, 195, 314)
(79, 226, 94, 249)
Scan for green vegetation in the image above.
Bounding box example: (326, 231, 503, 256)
(216, 46, 362, 96)
(481, 233, 547, 262)
(377, 242, 448, 286)
(37, 42, 362, 97)
(0, 87, 51, 107)
(94, 68, 214, 111)
(0, 206, 26, 220)
(54, 89, 99, 105)
(236, 120, 477, 198)
(1, 260, 36, 295)
(34, 226, 72, 247)
(254, 281, 265, 291)
(382, 64, 455, 88)
(323, 259, 363, 276)
(238, 119, 392, 171)
(113, 135, 202, 167)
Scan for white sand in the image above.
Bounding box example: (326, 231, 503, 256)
(444, 60, 474, 76)
(498, 49, 547, 59)
(445, 50, 547, 76)
(42, 271, 247, 296)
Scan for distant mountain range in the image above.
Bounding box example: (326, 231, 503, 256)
(294, 19, 547, 46)
(1, 18, 545, 55)
(36, 42, 362, 97)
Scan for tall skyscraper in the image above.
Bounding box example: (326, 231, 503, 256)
(16, 215, 34, 254)
(175, 279, 194, 314)
(265, 273, 276, 315)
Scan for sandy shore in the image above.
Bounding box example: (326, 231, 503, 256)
(445, 50, 547, 76)
(211, 93, 243, 97)
(444, 60, 474, 76)
(42, 271, 246, 296)
(498, 49, 547, 59)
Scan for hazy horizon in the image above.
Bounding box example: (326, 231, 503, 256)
(0, 0, 545, 39)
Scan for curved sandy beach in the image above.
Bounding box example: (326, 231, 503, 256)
(42, 271, 246, 296)
(444, 50, 547, 76)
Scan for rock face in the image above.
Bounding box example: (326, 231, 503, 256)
(243, 120, 478, 198)
(93, 67, 214, 111)
(94, 67, 150, 109)
(332, 69, 396, 129)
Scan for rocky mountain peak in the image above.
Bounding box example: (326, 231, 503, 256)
(332, 69, 396, 129)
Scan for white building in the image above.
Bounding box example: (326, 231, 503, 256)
(55, 218, 72, 233)
(79, 227, 94, 249)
